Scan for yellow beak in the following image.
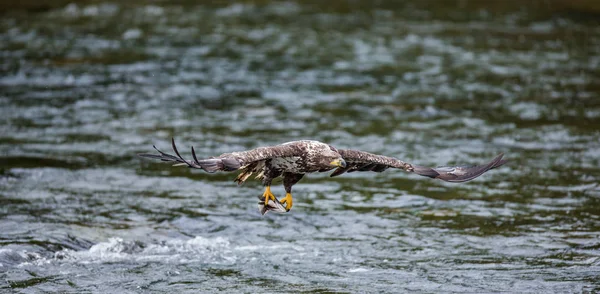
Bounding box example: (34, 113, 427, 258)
(330, 158, 347, 168)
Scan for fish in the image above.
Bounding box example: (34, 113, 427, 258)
(257, 195, 288, 215)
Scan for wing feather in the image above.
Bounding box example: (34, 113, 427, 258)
(412, 154, 506, 183)
(138, 138, 303, 174)
(222, 144, 303, 166)
(138, 138, 238, 173)
(333, 149, 506, 183)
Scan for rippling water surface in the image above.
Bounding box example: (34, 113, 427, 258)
(1, 1, 600, 292)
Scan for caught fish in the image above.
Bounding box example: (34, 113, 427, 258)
(257, 195, 287, 215)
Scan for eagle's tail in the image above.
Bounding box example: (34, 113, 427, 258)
(234, 166, 255, 185)
(234, 171, 250, 184)
(234, 160, 266, 185)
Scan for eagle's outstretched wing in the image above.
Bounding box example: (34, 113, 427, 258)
(333, 149, 506, 183)
(138, 138, 302, 173)
(137, 138, 237, 172)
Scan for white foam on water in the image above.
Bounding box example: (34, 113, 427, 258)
(215, 3, 254, 17)
(235, 243, 304, 252)
(348, 267, 371, 273)
(4, 236, 311, 268)
(55, 236, 236, 265)
(0, 248, 52, 267)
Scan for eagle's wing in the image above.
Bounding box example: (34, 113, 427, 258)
(138, 138, 301, 173)
(333, 149, 507, 183)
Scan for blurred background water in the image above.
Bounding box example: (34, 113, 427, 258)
(1, 0, 599, 292)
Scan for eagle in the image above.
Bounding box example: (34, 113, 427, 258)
(138, 139, 507, 215)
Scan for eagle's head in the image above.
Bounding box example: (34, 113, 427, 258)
(318, 144, 346, 169)
(329, 157, 347, 168)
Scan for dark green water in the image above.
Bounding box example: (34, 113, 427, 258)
(1, 1, 599, 293)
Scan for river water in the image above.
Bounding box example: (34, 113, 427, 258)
(1, 1, 599, 293)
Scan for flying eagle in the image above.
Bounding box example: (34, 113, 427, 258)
(139, 139, 507, 215)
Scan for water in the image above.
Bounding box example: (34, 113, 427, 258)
(1, 1, 600, 292)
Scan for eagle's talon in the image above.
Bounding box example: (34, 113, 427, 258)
(262, 186, 276, 206)
(279, 193, 293, 212)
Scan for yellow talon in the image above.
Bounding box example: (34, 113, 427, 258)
(262, 186, 276, 206)
(279, 193, 293, 212)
